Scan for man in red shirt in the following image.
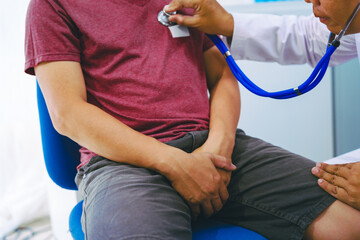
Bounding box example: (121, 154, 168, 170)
(25, 0, 360, 239)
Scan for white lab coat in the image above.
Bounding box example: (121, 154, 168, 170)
(229, 14, 360, 67)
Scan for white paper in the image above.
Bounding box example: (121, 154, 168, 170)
(169, 25, 190, 38)
(324, 148, 360, 165)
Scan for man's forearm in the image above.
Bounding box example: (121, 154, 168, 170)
(207, 69, 240, 158)
(58, 99, 179, 175)
(202, 46, 241, 158)
(208, 86, 240, 157)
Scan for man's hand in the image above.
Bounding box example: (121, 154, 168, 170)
(165, 0, 234, 37)
(312, 162, 360, 211)
(190, 137, 235, 216)
(193, 142, 233, 187)
(217, 168, 232, 187)
(164, 150, 235, 220)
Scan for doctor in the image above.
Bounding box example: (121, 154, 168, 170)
(165, 0, 360, 211)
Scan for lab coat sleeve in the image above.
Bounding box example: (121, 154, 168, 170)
(228, 13, 358, 67)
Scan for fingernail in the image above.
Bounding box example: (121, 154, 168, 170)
(164, 5, 170, 11)
(318, 179, 324, 184)
(312, 167, 319, 174)
(316, 162, 322, 168)
(231, 163, 237, 169)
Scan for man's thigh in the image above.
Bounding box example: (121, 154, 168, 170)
(215, 130, 336, 240)
(78, 157, 192, 240)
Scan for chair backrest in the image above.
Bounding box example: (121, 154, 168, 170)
(37, 81, 81, 190)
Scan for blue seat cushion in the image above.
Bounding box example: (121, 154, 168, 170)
(192, 219, 267, 240)
(69, 200, 85, 240)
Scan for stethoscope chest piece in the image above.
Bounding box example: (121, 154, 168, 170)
(158, 8, 177, 27)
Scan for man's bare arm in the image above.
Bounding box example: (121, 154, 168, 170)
(192, 46, 240, 217)
(204, 45, 241, 159)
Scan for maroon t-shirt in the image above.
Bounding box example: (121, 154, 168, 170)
(25, 0, 213, 166)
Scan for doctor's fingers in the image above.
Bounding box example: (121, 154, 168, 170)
(317, 179, 360, 211)
(169, 14, 202, 29)
(317, 162, 353, 178)
(166, 0, 203, 12)
(312, 166, 348, 188)
(317, 179, 349, 200)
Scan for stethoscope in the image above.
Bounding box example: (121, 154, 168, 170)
(158, 3, 360, 99)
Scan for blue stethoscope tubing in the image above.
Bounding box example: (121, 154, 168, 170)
(207, 34, 337, 99)
(158, 3, 360, 99)
(206, 2, 360, 99)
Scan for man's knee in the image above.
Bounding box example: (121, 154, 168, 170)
(304, 200, 360, 240)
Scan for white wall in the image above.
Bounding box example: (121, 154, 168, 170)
(236, 61, 333, 162)
(0, 0, 49, 236)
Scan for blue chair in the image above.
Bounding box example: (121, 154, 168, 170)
(36, 82, 267, 240)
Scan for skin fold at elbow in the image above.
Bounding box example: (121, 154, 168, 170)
(48, 104, 77, 137)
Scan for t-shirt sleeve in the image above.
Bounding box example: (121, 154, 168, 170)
(24, 0, 81, 75)
(203, 34, 214, 52)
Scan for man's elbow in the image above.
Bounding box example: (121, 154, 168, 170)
(49, 107, 73, 136)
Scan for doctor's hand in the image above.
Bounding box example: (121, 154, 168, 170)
(165, 151, 235, 220)
(165, 0, 234, 37)
(312, 162, 360, 211)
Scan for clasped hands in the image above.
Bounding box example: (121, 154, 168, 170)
(166, 143, 235, 220)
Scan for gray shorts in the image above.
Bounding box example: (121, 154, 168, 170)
(75, 129, 335, 240)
